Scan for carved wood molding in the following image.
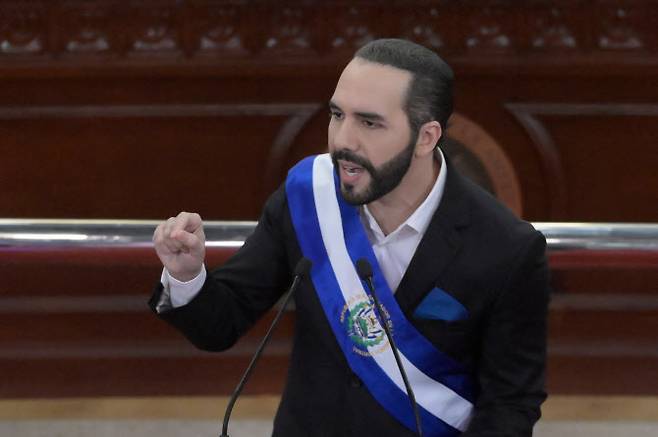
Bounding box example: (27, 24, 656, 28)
(447, 112, 523, 216)
(505, 103, 658, 219)
(1, 0, 657, 70)
(0, 103, 321, 119)
(0, 340, 292, 359)
(0, 295, 145, 314)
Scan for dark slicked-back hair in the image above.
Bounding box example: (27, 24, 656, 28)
(354, 38, 454, 147)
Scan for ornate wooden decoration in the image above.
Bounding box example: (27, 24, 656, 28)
(1, 0, 657, 69)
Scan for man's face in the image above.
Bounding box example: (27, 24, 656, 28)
(328, 58, 417, 205)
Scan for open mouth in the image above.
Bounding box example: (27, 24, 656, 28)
(342, 162, 364, 176)
(332, 154, 372, 186)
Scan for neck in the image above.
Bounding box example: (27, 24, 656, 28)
(366, 153, 440, 236)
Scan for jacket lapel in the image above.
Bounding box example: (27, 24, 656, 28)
(395, 158, 472, 316)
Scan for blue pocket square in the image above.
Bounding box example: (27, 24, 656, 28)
(413, 287, 468, 322)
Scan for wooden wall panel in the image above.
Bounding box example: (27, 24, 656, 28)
(1, 244, 657, 398)
(1, 0, 657, 222)
(0, 103, 322, 219)
(1, 0, 658, 398)
(506, 104, 658, 221)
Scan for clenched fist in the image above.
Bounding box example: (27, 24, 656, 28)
(153, 211, 206, 282)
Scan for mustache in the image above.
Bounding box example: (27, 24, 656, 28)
(331, 149, 376, 175)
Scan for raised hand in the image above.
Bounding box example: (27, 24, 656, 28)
(153, 211, 206, 282)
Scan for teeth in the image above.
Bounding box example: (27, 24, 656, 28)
(340, 161, 362, 177)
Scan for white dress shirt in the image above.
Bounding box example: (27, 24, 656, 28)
(161, 150, 447, 308)
(360, 150, 447, 292)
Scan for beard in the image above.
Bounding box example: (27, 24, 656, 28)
(331, 135, 417, 206)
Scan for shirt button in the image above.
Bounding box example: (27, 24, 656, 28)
(349, 373, 362, 388)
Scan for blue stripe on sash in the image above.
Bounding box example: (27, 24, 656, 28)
(334, 174, 477, 403)
(285, 155, 468, 436)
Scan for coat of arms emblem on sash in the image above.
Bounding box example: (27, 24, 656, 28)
(340, 296, 392, 357)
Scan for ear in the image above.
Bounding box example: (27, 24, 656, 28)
(415, 121, 442, 157)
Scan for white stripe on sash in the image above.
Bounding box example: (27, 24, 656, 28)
(311, 154, 473, 431)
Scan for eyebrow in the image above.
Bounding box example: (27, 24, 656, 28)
(328, 100, 386, 122)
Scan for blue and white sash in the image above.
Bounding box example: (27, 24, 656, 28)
(285, 154, 476, 436)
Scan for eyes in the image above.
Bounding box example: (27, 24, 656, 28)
(329, 110, 382, 129)
(329, 109, 344, 121)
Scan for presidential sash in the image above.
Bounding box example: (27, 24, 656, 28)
(285, 154, 476, 436)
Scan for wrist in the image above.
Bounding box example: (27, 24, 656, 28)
(168, 266, 204, 284)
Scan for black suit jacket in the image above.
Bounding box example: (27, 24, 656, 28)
(149, 159, 550, 436)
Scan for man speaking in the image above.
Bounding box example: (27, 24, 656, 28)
(149, 39, 550, 436)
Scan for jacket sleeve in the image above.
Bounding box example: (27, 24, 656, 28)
(148, 185, 293, 352)
(463, 231, 550, 436)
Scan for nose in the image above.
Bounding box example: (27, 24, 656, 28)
(330, 117, 359, 152)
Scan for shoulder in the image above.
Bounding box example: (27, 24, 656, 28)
(456, 171, 541, 247)
(446, 171, 549, 310)
(444, 170, 547, 291)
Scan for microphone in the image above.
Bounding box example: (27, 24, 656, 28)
(355, 258, 423, 437)
(220, 257, 312, 437)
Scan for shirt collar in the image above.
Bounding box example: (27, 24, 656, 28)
(362, 149, 447, 242)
